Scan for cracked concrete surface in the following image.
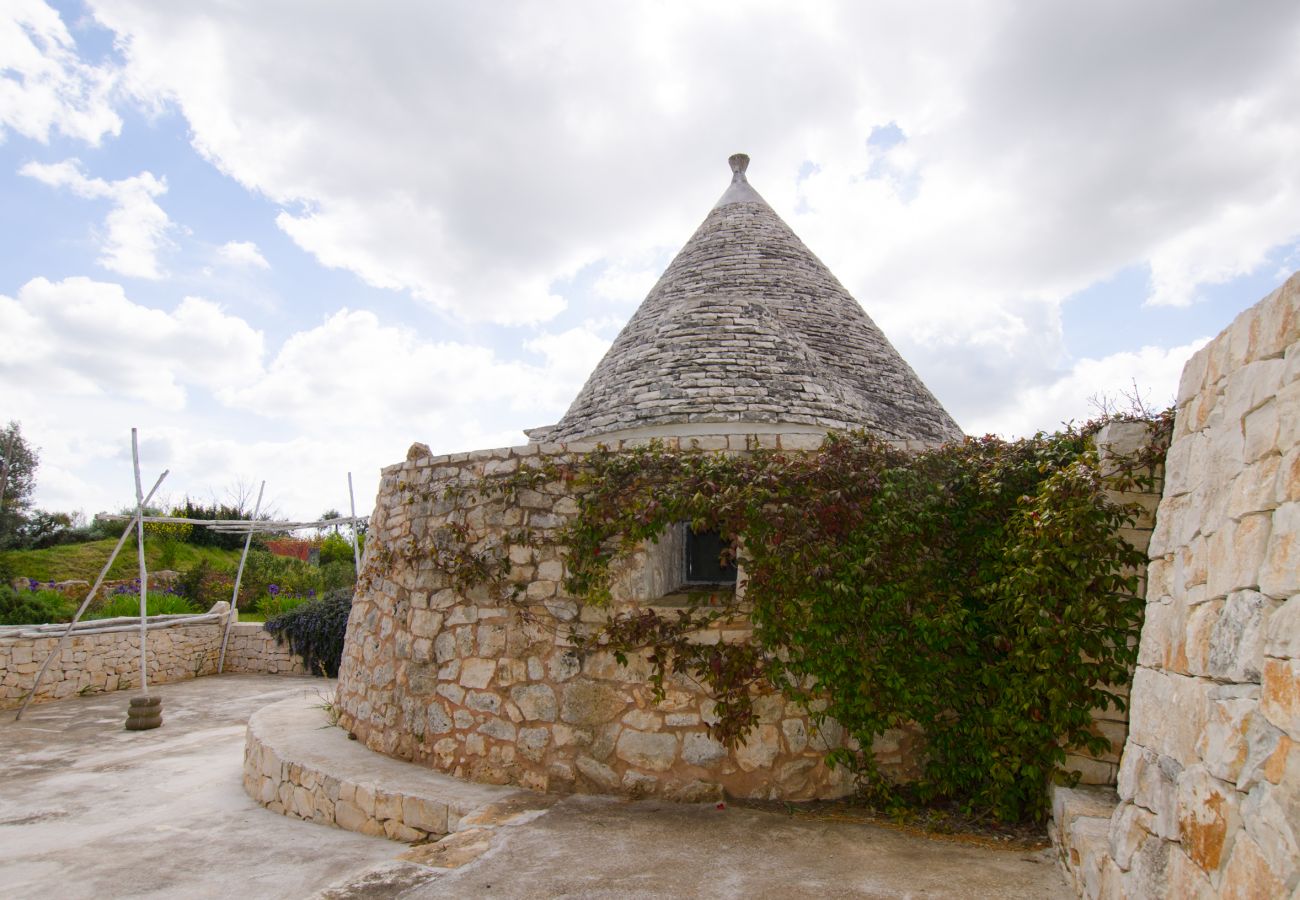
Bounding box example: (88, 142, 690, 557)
(2, 675, 1070, 899)
(1, 676, 396, 899)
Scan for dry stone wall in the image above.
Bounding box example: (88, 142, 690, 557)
(335, 428, 1145, 801)
(0, 615, 307, 709)
(335, 434, 872, 802)
(1055, 271, 1300, 898)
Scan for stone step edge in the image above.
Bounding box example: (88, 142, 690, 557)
(242, 696, 527, 843)
(1049, 784, 1119, 899)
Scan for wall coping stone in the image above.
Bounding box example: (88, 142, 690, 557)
(243, 696, 535, 841)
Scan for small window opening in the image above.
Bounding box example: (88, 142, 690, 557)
(683, 527, 738, 585)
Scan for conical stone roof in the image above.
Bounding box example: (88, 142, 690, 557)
(531, 154, 962, 444)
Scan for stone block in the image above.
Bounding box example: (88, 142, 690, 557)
(1264, 594, 1300, 659)
(1184, 599, 1222, 676)
(782, 718, 808, 753)
(510, 684, 557, 722)
(615, 730, 678, 772)
(1241, 779, 1300, 889)
(1260, 502, 1300, 599)
(735, 724, 781, 772)
(1242, 400, 1280, 463)
(560, 679, 627, 727)
(1176, 764, 1241, 873)
(1228, 454, 1281, 519)
(410, 609, 443, 638)
(1277, 446, 1300, 505)
(465, 691, 499, 714)
(1107, 800, 1155, 871)
(1261, 657, 1300, 740)
(1208, 590, 1272, 683)
(384, 819, 423, 842)
(1164, 846, 1215, 900)
(1116, 743, 1182, 840)
(1207, 513, 1271, 600)
(682, 732, 727, 767)
(477, 716, 516, 741)
(458, 658, 497, 689)
(574, 755, 619, 791)
(1218, 829, 1288, 900)
(402, 795, 448, 834)
(476, 624, 506, 657)
(1128, 668, 1208, 768)
(1197, 685, 1258, 783)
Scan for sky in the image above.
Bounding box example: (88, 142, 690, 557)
(2, 0, 1299, 522)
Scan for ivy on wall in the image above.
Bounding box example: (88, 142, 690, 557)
(396, 414, 1170, 823)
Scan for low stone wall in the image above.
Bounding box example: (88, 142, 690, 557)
(1053, 271, 1300, 897)
(244, 696, 519, 842)
(0, 616, 308, 709)
(336, 429, 1150, 801)
(224, 623, 310, 677)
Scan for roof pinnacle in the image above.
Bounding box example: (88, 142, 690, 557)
(729, 153, 750, 181)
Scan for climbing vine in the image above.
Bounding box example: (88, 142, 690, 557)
(387, 412, 1171, 824)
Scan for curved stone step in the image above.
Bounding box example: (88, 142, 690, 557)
(243, 696, 537, 842)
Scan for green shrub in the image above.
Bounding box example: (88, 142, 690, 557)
(176, 559, 233, 608)
(430, 414, 1171, 824)
(264, 587, 353, 677)
(236, 550, 321, 610)
(319, 559, 357, 592)
(87, 592, 200, 619)
(255, 588, 312, 619)
(319, 532, 354, 566)
(0, 585, 75, 624)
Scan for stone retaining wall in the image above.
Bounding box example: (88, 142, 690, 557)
(244, 696, 517, 842)
(1053, 271, 1300, 897)
(336, 429, 1151, 801)
(0, 616, 308, 709)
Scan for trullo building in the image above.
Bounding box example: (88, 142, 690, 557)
(333, 154, 963, 801)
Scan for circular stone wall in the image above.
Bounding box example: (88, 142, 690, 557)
(335, 435, 922, 801)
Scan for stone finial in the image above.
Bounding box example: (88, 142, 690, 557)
(729, 153, 750, 181)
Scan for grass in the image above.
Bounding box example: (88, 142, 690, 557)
(0, 539, 243, 582)
(85, 593, 201, 619)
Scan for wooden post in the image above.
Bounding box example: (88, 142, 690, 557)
(131, 429, 150, 695)
(348, 472, 362, 575)
(217, 480, 264, 674)
(14, 469, 168, 720)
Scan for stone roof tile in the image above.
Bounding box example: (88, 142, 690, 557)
(533, 154, 962, 444)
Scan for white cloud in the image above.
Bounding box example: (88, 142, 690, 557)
(81, 1, 1300, 358)
(0, 0, 121, 145)
(0, 276, 264, 410)
(965, 339, 1210, 438)
(1, 282, 610, 518)
(219, 309, 607, 432)
(20, 159, 173, 278)
(217, 239, 269, 269)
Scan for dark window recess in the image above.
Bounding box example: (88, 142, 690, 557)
(684, 527, 737, 585)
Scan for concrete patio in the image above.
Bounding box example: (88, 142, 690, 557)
(1, 675, 1071, 898)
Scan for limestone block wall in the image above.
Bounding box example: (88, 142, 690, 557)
(0, 617, 308, 709)
(1068, 272, 1300, 897)
(335, 434, 880, 802)
(335, 428, 1148, 801)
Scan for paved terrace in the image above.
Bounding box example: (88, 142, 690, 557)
(0, 675, 1069, 899)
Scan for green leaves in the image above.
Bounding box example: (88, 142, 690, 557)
(428, 418, 1167, 825)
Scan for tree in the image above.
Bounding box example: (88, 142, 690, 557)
(0, 421, 39, 549)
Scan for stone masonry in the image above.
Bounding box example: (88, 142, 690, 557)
(531, 155, 961, 445)
(1, 612, 308, 709)
(334, 429, 1144, 802)
(1053, 271, 1300, 898)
